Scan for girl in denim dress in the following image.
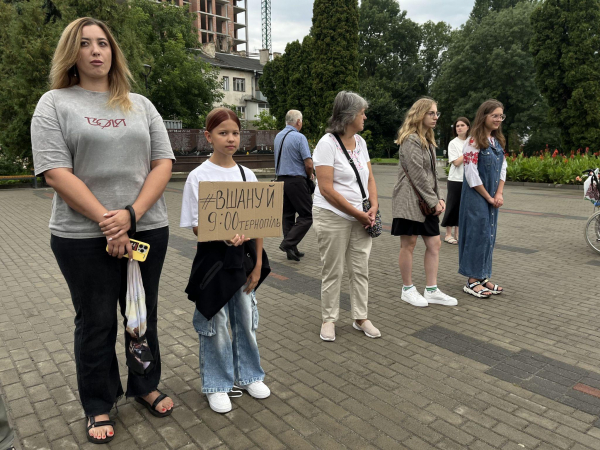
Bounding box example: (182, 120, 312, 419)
(458, 100, 507, 298)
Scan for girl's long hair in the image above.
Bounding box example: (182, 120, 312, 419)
(50, 17, 133, 111)
(395, 97, 437, 148)
(470, 99, 506, 149)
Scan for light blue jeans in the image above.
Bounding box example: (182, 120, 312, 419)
(193, 287, 265, 393)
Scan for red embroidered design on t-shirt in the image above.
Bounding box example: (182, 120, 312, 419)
(85, 117, 127, 129)
(464, 151, 479, 165)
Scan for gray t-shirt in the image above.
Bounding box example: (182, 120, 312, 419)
(31, 85, 175, 238)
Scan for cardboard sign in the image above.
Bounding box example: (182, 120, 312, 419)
(197, 181, 284, 242)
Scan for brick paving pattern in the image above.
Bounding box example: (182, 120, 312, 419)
(1, 165, 600, 449)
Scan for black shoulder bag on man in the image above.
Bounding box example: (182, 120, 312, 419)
(332, 133, 382, 238)
(274, 129, 316, 194)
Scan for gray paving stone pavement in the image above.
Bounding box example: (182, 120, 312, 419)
(1, 165, 600, 449)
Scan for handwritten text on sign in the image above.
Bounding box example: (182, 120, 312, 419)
(197, 181, 284, 242)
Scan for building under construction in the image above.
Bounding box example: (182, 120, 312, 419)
(157, 0, 249, 54)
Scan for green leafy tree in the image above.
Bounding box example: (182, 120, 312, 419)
(0, 0, 62, 161)
(357, 0, 424, 156)
(470, 0, 523, 22)
(311, 0, 359, 132)
(131, 0, 221, 128)
(432, 1, 558, 152)
(419, 20, 452, 88)
(530, 0, 600, 150)
(0, 0, 221, 163)
(253, 110, 278, 130)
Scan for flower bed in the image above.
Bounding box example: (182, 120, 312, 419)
(506, 149, 600, 185)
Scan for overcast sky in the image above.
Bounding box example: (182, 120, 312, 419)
(245, 0, 475, 54)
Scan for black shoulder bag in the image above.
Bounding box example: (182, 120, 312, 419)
(332, 133, 382, 238)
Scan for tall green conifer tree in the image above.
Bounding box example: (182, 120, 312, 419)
(311, 0, 359, 132)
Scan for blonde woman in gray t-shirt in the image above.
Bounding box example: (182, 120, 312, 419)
(31, 17, 175, 444)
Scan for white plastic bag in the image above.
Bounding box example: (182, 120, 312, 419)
(125, 259, 152, 373)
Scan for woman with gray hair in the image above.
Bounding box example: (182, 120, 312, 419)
(312, 91, 380, 342)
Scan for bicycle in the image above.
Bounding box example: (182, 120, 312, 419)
(583, 168, 600, 254)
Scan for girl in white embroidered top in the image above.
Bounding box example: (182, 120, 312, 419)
(458, 99, 507, 298)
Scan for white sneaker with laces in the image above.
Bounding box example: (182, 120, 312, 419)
(236, 381, 270, 399)
(401, 286, 428, 307)
(206, 392, 232, 413)
(424, 288, 458, 306)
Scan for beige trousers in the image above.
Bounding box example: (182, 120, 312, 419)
(313, 206, 372, 322)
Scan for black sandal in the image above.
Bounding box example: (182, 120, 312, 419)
(86, 415, 115, 444)
(135, 390, 173, 417)
(481, 278, 503, 294)
(463, 279, 493, 298)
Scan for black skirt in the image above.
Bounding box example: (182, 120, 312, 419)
(391, 215, 440, 236)
(441, 180, 462, 227)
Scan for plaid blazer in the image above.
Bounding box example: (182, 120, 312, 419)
(392, 134, 442, 223)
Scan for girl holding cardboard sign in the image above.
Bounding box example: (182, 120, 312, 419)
(180, 107, 271, 414)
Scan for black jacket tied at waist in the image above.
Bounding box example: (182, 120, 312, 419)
(185, 240, 271, 320)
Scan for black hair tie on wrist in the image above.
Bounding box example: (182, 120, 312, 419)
(125, 205, 136, 237)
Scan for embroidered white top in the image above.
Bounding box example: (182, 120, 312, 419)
(463, 137, 507, 188)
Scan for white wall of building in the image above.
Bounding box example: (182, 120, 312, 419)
(215, 68, 267, 121)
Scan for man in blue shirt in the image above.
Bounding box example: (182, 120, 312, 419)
(274, 110, 314, 261)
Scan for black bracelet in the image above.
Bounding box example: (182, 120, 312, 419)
(125, 205, 136, 237)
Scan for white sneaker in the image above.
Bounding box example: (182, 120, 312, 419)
(206, 392, 232, 413)
(236, 381, 270, 399)
(401, 287, 428, 307)
(424, 288, 458, 306)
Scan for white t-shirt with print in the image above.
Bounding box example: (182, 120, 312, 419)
(180, 160, 258, 229)
(313, 133, 370, 221)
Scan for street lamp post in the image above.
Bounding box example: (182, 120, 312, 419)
(143, 64, 152, 91)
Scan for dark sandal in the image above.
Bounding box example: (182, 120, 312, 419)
(135, 390, 173, 417)
(481, 278, 503, 294)
(87, 416, 115, 444)
(463, 279, 492, 298)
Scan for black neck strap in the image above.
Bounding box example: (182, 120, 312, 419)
(332, 133, 367, 200)
(275, 129, 295, 175)
(237, 164, 246, 181)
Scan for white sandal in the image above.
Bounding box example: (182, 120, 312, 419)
(463, 279, 493, 298)
(481, 278, 503, 294)
(444, 236, 458, 245)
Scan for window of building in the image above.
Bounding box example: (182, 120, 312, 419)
(233, 78, 245, 92)
(258, 103, 269, 113)
(236, 106, 246, 119)
(222, 76, 229, 91)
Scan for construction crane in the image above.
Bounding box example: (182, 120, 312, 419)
(261, 0, 271, 57)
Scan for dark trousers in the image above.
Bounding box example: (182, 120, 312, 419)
(50, 226, 169, 416)
(278, 176, 313, 249)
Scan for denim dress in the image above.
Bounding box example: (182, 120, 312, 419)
(458, 139, 505, 279)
